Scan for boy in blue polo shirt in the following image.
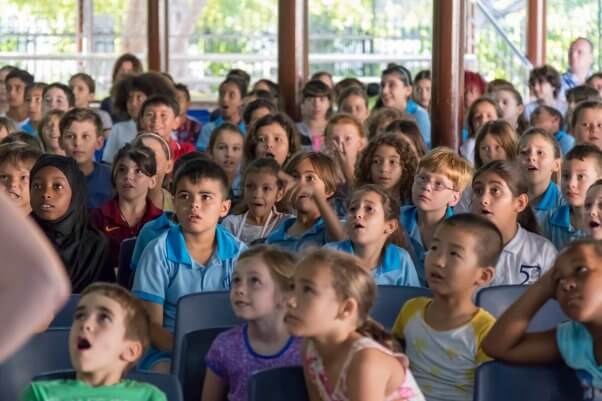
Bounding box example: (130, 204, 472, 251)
(540, 144, 602, 249)
(400, 148, 473, 285)
(531, 105, 575, 155)
(132, 158, 246, 372)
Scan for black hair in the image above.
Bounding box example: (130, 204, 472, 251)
(43, 83, 76, 108)
(0, 132, 43, 152)
(174, 83, 191, 101)
(138, 94, 180, 122)
(111, 143, 157, 187)
(382, 64, 412, 86)
(70, 72, 96, 93)
(172, 158, 229, 198)
(5, 68, 34, 86)
(414, 70, 431, 82)
(220, 76, 247, 99)
(529, 65, 562, 98)
(565, 144, 602, 174)
(531, 104, 564, 129)
(243, 98, 277, 126)
(113, 72, 177, 118)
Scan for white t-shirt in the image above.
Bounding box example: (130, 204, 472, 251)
(221, 210, 292, 245)
(492, 224, 558, 286)
(102, 119, 137, 163)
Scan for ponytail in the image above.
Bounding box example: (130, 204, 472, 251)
(356, 317, 401, 352)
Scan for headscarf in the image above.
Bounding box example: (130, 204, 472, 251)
(30, 155, 114, 292)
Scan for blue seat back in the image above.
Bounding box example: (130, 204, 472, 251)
(474, 360, 581, 401)
(476, 285, 567, 331)
(248, 366, 308, 401)
(0, 328, 71, 400)
(371, 286, 432, 330)
(49, 294, 80, 328)
(117, 237, 137, 288)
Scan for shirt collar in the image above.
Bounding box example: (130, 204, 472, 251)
(503, 224, 527, 255)
(99, 197, 163, 226)
(337, 240, 400, 273)
(214, 115, 246, 134)
(406, 99, 418, 114)
(550, 205, 575, 231)
(166, 224, 239, 265)
(555, 130, 568, 142)
(534, 182, 561, 211)
(268, 217, 325, 241)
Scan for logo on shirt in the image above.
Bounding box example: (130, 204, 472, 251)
(105, 225, 120, 232)
(519, 265, 542, 285)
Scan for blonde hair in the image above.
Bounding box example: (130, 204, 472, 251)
(237, 245, 296, 290)
(418, 147, 473, 192)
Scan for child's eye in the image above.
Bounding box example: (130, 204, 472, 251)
(98, 313, 112, 323)
(303, 285, 313, 294)
(577, 174, 586, 180)
(576, 266, 588, 275)
(251, 277, 261, 285)
(232, 276, 241, 284)
(74, 312, 85, 320)
(429, 244, 438, 251)
(450, 251, 461, 258)
(177, 192, 190, 200)
(201, 194, 213, 201)
(53, 184, 64, 190)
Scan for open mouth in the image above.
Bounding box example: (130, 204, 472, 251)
(77, 337, 91, 351)
(527, 166, 538, 172)
(429, 271, 444, 280)
(590, 220, 601, 229)
(40, 203, 54, 210)
(353, 222, 365, 229)
(7, 191, 19, 199)
(265, 152, 275, 159)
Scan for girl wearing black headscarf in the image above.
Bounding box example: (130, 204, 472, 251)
(30, 155, 114, 293)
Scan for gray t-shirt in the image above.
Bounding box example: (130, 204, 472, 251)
(221, 211, 292, 244)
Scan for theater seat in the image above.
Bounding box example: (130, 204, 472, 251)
(248, 366, 308, 401)
(371, 286, 432, 330)
(117, 237, 137, 288)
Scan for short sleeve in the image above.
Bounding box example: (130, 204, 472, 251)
(196, 123, 214, 151)
(472, 309, 497, 364)
(132, 238, 171, 305)
(392, 297, 429, 340)
(205, 331, 229, 380)
(21, 383, 40, 401)
(102, 127, 120, 163)
(131, 222, 159, 271)
(397, 251, 420, 287)
(556, 320, 584, 367)
(147, 385, 168, 401)
(220, 215, 240, 238)
(542, 240, 559, 272)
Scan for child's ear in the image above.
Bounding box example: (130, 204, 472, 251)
(172, 115, 181, 130)
(337, 297, 358, 321)
(514, 193, 529, 213)
(384, 219, 398, 235)
(552, 158, 562, 173)
(275, 186, 285, 203)
(95, 134, 104, 151)
(120, 339, 143, 364)
(148, 175, 158, 190)
(475, 266, 495, 286)
(165, 159, 174, 175)
(447, 190, 461, 207)
(220, 198, 232, 218)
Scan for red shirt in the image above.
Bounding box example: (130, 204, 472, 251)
(175, 116, 203, 145)
(90, 198, 163, 268)
(169, 139, 196, 161)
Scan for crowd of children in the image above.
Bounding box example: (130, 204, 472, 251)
(3, 35, 602, 401)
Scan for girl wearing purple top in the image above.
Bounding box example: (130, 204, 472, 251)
(201, 245, 302, 401)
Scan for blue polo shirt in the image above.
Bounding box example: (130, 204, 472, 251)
(540, 205, 586, 250)
(132, 224, 246, 332)
(555, 130, 575, 156)
(532, 182, 565, 221)
(400, 205, 454, 286)
(86, 162, 113, 209)
(406, 99, 431, 149)
(324, 240, 420, 287)
(266, 217, 329, 252)
(130, 211, 177, 271)
(196, 116, 246, 152)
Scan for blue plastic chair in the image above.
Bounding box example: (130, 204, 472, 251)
(49, 294, 80, 328)
(371, 286, 432, 330)
(476, 285, 567, 331)
(474, 360, 581, 401)
(172, 327, 229, 401)
(248, 366, 308, 401)
(0, 328, 71, 400)
(34, 370, 184, 401)
(117, 237, 137, 288)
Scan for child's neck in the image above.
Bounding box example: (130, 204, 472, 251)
(246, 209, 272, 226)
(288, 210, 320, 236)
(78, 160, 95, 177)
(529, 179, 551, 203)
(76, 369, 122, 387)
(417, 207, 448, 247)
(224, 113, 240, 125)
(118, 196, 147, 227)
(184, 228, 216, 265)
(311, 329, 361, 364)
(305, 118, 327, 131)
(353, 239, 387, 271)
(148, 175, 166, 209)
(499, 221, 519, 246)
(426, 293, 479, 331)
(247, 312, 291, 355)
(7, 105, 28, 122)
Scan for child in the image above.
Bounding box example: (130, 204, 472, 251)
(540, 144, 602, 249)
(525, 64, 567, 118)
(380, 64, 431, 147)
(242, 98, 277, 129)
(474, 120, 518, 169)
(132, 158, 246, 372)
(266, 152, 345, 252)
(531, 105, 575, 155)
(325, 184, 420, 287)
(1, 131, 43, 150)
(482, 240, 602, 397)
(355, 133, 418, 205)
(69, 73, 113, 136)
(464, 70, 487, 110)
(571, 100, 602, 150)
(30, 155, 114, 292)
(243, 112, 301, 167)
(132, 133, 175, 211)
(324, 113, 367, 186)
(103, 72, 177, 163)
(393, 213, 502, 401)
(338, 86, 370, 123)
(0, 116, 16, 140)
(174, 83, 203, 145)
(311, 70, 334, 89)
(38, 110, 66, 155)
(90, 144, 162, 269)
(584, 179, 602, 240)
(517, 128, 563, 219)
(471, 160, 557, 285)
(201, 246, 302, 401)
(413, 69, 431, 111)
(384, 119, 428, 159)
(207, 123, 244, 201)
(42, 82, 75, 113)
(197, 76, 247, 152)
(21, 82, 46, 136)
(0, 143, 42, 216)
(565, 85, 601, 132)
(222, 158, 291, 245)
(5, 68, 34, 130)
(285, 248, 424, 400)
(492, 85, 528, 134)
(399, 147, 473, 284)
(460, 97, 500, 164)
(138, 95, 196, 161)
(22, 282, 167, 401)
(60, 108, 113, 209)
(366, 106, 404, 139)
(296, 79, 333, 150)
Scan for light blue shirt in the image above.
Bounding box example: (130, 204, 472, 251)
(196, 116, 246, 152)
(539, 205, 586, 251)
(533, 182, 565, 221)
(131, 211, 177, 271)
(324, 240, 420, 287)
(132, 224, 246, 331)
(555, 130, 576, 156)
(557, 320, 602, 398)
(266, 217, 329, 252)
(406, 99, 431, 149)
(399, 205, 454, 286)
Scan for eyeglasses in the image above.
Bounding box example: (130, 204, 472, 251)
(414, 174, 456, 192)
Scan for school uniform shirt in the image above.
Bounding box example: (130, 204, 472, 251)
(392, 297, 495, 401)
(22, 379, 166, 401)
(21, 119, 36, 136)
(90, 197, 163, 268)
(560, 70, 591, 99)
(265, 216, 330, 252)
(102, 119, 137, 163)
(492, 224, 557, 286)
(406, 99, 431, 149)
(555, 130, 575, 155)
(400, 205, 454, 286)
(525, 99, 568, 119)
(557, 320, 602, 399)
(175, 115, 203, 145)
(195, 116, 246, 151)
(532, 182, 565, 222)
(86, 162, 113, 209)
(459, 137, 475, 165)
(168, 138, 196, 161)
(539, 205, 587, 251)
(324, 240, 420, 287)
(132, 224, 246, 332)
